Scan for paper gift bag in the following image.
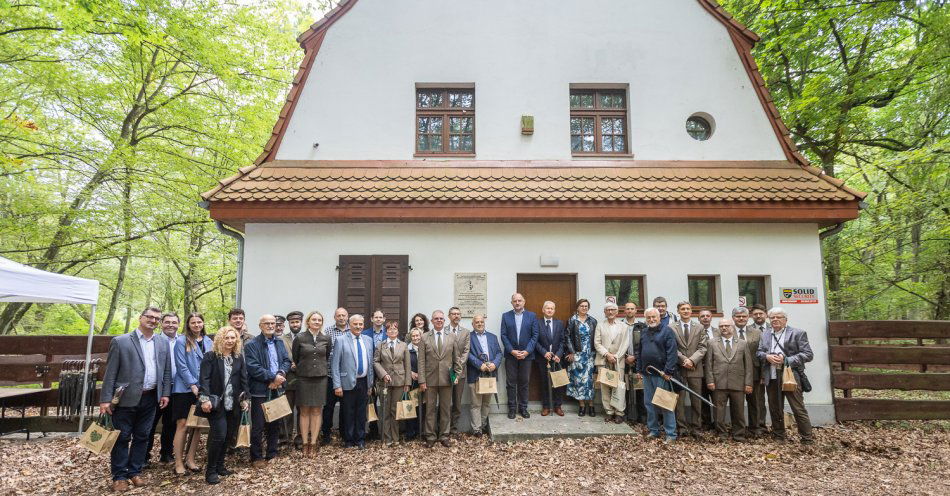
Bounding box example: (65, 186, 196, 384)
(396, 393, 417, 420)
(630, 373, 644, 390)
(549, 366, 570, 388)
(651, 385, 678, 412)
(475, 376, 497, 395)
(367, 403, 378, 422)
(610, 377, 627, 411)
(262, 392, 292, 422)
(597, 367, 619, 388)
(782, 366, 798, 392)
(80, 414, 119, 455)
(186, 405, 210, 429)
(235, 411, 251, 448)
(408, 388, 420, 407)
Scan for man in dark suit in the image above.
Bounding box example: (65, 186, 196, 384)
(757, 308, 814, 444)
(500, 292, 539, 419)
(100, 306, 173, 492)
(535, 301, 566, 416)
(331, 314, 375, 449)
(467, 314, 502, 435)
(733, 306, 766, 437)
(245, 314, 292, 466)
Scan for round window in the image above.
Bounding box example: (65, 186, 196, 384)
(686, 115, 712, 141)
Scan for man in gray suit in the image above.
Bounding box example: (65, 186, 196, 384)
(331, 314, 375, 449)
(757, 307, 814, 444)
(733, 306, 766, 437)
(100, 306, 173, 492)
(446, 306, 471, 435)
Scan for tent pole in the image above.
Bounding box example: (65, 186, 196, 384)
(78, 304, 96, 434)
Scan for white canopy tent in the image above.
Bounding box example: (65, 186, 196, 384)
(0, 256, 100, 433)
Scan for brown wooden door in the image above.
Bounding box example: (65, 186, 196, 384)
(338, 255, 409, 332)
(516, 273, 577, 401)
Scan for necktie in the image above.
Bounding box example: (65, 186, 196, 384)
(356, 336, 364, 376)
(390, 341, 395, 353)
(726, 339, 732, 355)
(684, 323, 689, 339)
(437, 332, 443, 355)
(739, 329, 745, 340)
(546, 320, 552, 339)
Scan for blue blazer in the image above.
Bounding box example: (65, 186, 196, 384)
(361, 327, 386, 356)
(330, 332, 375, 391)
(244, 333, 292, 397)
(500, 310, 540, 360)
(173, 335, 212, 393)
(534, 317, 566, 358)
(467, 331, 503, 383)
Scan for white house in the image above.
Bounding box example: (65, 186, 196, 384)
(202, 0, 865, 425)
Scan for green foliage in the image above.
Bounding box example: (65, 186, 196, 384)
(0, 0, 332, 333)
(723, 0, 949, 320)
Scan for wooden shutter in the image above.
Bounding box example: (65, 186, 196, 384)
(375, 255, 409, 333)
(338, 255, 372, 318)
(338, 255, 408, 331)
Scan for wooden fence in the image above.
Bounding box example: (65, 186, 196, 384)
(830, 320, 950, 421)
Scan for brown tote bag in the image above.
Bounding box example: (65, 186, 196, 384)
(396, 392, 417, 420)
(597, 367, 619, 388)
(651, 380, 678, 412)
(80, 414, 120, 455)
(782, 366, 798, 392)
(549, 363, 570, 388)
(262, 390, 292, 422)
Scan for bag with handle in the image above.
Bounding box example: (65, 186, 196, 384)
(262, 389, 292, 422)
(782, 364, 798, 392)
(80, 414, 120, 455)
(597, 366, 619, 388)
(407, 388, 420, 407)
(395, 392, 417, 420)
(186, 405, 210, 429)
(651, 380, 678, 412)
(609, 370, 627, 410)
(367, 402, 378, 422)
(235, 410, 251, 447)
(475, 372, 498, 395)
(549, 362, 570, 388)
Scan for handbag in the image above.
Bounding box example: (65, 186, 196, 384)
(407, 388, 420, 407)
(367, 402, 378, 422)
(651, 381, 678, 412)
(186, 405, 210, 429)
(235, 411, 251, 447)
(79, 414, 120, 455)
(475, 372, 498, 395)
(549, 362, 570, 388)
(610, 372, 627, 410)
(396, 392, 417, 420)
(596, 366, 619, 388)
(781, 365, 798, 392)
(262, 389, 292, 422)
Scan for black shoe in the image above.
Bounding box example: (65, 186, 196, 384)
(217, 466, 233, 477)
(357, 442, 366, 450)
(578, 406, 586, 417)
(205, 473, 220, 485)
(159, 454, 174, 464)
(520, 410, 530, 419)
(320, 436, 331, 446)
(507, 410, 516, 419)
(587, 406, 596, 417)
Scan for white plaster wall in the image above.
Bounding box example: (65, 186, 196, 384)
(277, 0, 787, 161)
(242, 222, 834, 424)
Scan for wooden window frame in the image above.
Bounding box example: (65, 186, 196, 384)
(687, 275, 719, 314)
(605, 275, 646, 314)
(570, 87, 631, 157)
(738, 275, 767, 309)
(414, 86, 475, 157)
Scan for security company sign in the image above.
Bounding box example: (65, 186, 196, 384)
(780, 287, 819, 304)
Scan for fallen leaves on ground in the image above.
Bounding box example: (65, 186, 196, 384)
(1, 421, 948, 495)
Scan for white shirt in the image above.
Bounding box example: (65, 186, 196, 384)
(514, 311, 524, 341)
(705, 326, 715, 340)
(352, 334, 368, 378)
(769, 327, 787, 380)
(721, 337, 733, 350)
(136, 329, 157, 390)
(167, 337, 177, 379)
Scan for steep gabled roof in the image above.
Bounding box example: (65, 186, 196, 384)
(203, 0, 865, 212)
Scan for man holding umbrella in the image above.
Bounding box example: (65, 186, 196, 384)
(635, 307, 679, 443)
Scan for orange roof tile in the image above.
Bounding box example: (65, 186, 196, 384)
(202, 160, 861, 204)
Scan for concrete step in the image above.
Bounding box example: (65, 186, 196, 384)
(488, 411, 637, 442)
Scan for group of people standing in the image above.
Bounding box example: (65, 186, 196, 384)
(98, 294, 815, 492)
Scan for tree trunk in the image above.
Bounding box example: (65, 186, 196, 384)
(100, 252, 129, 334)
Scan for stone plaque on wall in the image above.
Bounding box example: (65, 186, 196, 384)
(454, 273, 487, 317)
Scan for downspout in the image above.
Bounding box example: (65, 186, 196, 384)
(197, 201, 244, 307)
(819, 201, 867, 240)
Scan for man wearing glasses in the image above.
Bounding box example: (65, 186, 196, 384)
(245, 314, 292, 467)
(100, 306, 173, 492)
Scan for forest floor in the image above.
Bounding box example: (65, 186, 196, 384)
(0, 421, 948, 495)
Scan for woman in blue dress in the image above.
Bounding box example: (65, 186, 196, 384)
(565, 299, 599, 417)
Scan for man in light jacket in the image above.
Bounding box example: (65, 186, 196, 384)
(100, 306, 173, 492)
(757, 307, 814, 444)
(331, 314, 375, 449)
